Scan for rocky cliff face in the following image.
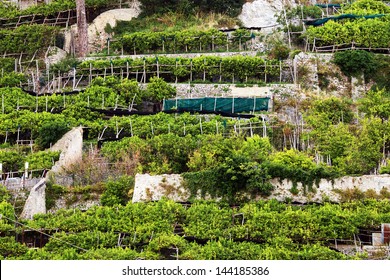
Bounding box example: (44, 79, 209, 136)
(239, 0, 297, 30)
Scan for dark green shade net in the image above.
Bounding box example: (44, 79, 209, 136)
(163, 97, 270, 113)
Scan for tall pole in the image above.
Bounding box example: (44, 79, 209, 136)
(76, 0, 88, 57)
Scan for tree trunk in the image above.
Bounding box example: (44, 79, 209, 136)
(76, 0, 88, 57)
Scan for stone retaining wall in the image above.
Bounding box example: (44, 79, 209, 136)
(132, 173, 390, 203)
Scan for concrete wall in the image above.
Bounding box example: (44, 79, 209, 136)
(1, 178, 42, 191)
(50, 127, 83, 173)
(20, 179, 46, 220)
(132, 173, 390, 203)
(132, 174, 188, 203)
(19, 127, 83, 219)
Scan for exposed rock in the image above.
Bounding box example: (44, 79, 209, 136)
(64, 6, 141, 54)
(44, 46, 67, 68)
(87, 6, 141, 53)
(239, 0, 296, 31)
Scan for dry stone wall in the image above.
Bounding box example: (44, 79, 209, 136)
(132, 173, 390, 203)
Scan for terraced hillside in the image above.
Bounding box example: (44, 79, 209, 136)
(0, 0, 389, 260)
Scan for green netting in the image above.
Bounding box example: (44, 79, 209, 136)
(163, 97, 269, 113)
(305, 13, 386, 26)
(315, 4, 341, 8)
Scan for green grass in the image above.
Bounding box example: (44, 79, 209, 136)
(107, 12, 240, 35)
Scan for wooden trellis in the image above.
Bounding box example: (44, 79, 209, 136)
(0, 9, 77, 28)
(28, 61, 292, 93)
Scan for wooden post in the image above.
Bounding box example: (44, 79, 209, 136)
(219, 60, 222, 83)
(156, 57, 159, 78)
(129, 119, 133, 137)
(203, 58, 206, 81)
(279, 60, 282, 83)
(175, 59, 178, 84)
(190, 59, 193, 82)
(73, 68, 76, 90)
(143, 58, 146, 83)
(282, 0, 292, 48)
(89, 63, 92, 84)
(35, 94, 38, 112)
(76, 0, 89, 57)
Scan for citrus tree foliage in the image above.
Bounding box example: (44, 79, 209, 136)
(33, 115, 70, 149)
(0, 0, 119, 18)
(25, 151, 61, 170)
(78, 55, 280, 83)
(0, 25, 59, 55)
(120, 29, 252, 54)
(145, 77, 176, 102)
(304, 0, 390, 47)
(1, 199, 388, 259)
(0, 150, 59, 172)
(0, 186, 10, 203)
(359, 88, 390, 121)
(0, 58, 17, 72)
(304, 94, 389, 175)
(0, 237, 28, 259)
(0, 73, 26, 87)
(0, 150, 24, 172)
(0, 202, 15, 232)
(138, 0, 245, 17)
(333, 50, 378, 78)
(100, 176, 134, 206)
(305, 17, 390, 47)
(342, 0, 390, 15)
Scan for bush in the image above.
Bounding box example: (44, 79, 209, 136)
(145, 77, 176, 102)
(0, 185, 10, 203)
(333, 50, 379, 78)
(138, 0, 245, 17)
(268, 43, 290, 60)
(100, 176, 134, 206)
(35, 118, 69, 149)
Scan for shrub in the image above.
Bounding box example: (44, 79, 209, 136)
(100, 176, 134, 206)
(333, 50, 378, 78)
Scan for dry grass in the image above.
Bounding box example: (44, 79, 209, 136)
(63, 149, 140, 186)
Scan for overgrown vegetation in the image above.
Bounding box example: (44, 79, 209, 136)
(138, 0, 245, 17)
